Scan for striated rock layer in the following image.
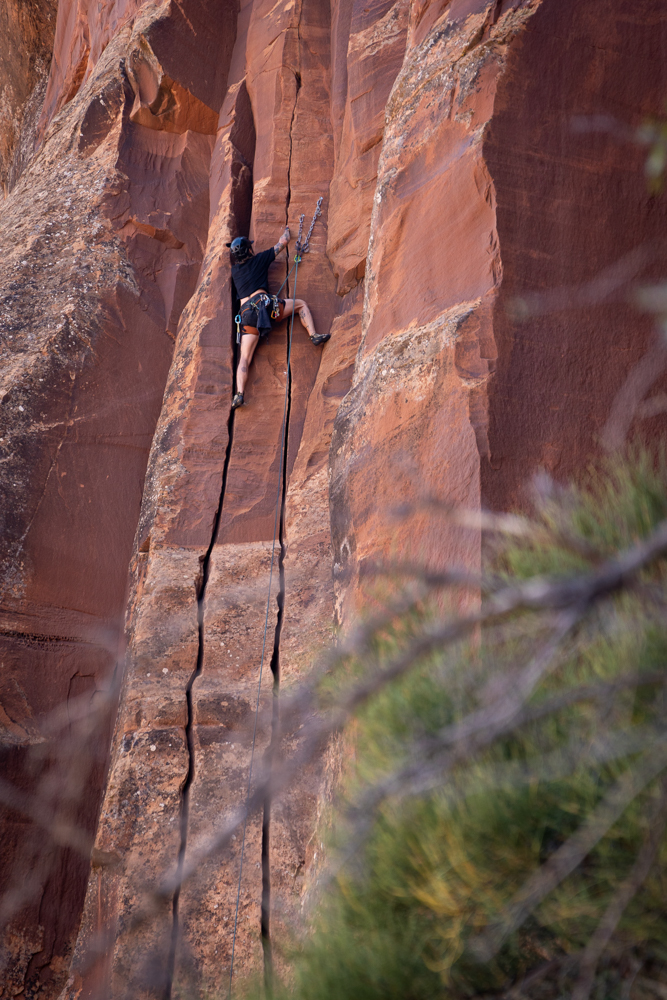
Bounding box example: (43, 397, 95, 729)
(0, 0, 666, 997)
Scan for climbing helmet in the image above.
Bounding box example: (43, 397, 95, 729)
(227, 236, 254, 264)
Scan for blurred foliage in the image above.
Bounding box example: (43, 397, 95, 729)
(636, 115, 667, 337)
(240, 446, 667, 1000)
(637, 118, 667, 194)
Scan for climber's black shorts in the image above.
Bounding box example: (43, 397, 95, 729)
(239, 293, 285, 340)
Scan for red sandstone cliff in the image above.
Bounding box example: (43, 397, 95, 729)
(1, 0, 667, 997)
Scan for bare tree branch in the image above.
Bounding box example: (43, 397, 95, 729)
(508, 243, 657, 320)
(571, 777, 667, 1000)
(470, 745, 667, 962)
(51, 516, 667, 982)
(0, 776, 94, 855)
(157, 517, 667, 898)
(321, 723, 666, 897)
(389, 499, 535, 537)
(600, 334, 667, 452)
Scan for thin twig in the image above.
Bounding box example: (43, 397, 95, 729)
(600, 335, 667, 452)
(389, 499, 534, 537)
(155, 519, 667, 894)
(358, 560, 483, 590)
(470, 745, 667, 962)
(323, 722, 666, 895)
(0, 665, 121, 941)
(571, 776, 667, 1000)
(65, 518, 667, 977)
(508, 243, 658, 320)
(324, 613, 580, 885)
(0, 776, 93, 855)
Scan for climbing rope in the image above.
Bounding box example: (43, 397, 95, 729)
(228, 198, 322, 997)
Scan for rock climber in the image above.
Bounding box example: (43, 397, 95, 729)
(227, 227, 330, 409)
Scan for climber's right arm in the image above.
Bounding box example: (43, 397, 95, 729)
(274, 227, 290, 255)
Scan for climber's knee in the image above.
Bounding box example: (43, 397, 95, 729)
(239, 332, 259, 366)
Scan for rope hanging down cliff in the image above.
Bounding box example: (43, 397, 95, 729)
(228, 198, 323, 996)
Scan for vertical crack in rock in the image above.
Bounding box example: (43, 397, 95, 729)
(263, 3, 302, 975)
(284, 72, 301, 233)
(164, 82, 253, 990)
(166, 390, 238, 997)
(284, 0, 303, 229)
(261, 326, 292, 985)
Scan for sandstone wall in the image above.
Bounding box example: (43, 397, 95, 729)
(0, 0, 58, 194)
(0, 1, 236, 995)
(1, 0, 666, 997)
(482, 0, 667, 509)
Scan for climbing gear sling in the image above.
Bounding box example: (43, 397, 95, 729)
(295, 196, 323, 256)
(227, 197, 323, 997)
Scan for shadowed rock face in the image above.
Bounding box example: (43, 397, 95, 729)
(0, 1, 235, 995)
(0, 0, 58, 195)
(482, 0, 667, 509)
(1, 0, 666, 996)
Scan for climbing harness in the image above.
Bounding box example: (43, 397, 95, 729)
(228, 198, 323, 997)
(235, 293, 283, 343)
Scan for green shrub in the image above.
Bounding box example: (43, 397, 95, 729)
(244, 447, 667, 1000)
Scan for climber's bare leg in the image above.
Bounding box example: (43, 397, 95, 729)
(237, 330, 259, 395)
(279, 298, 317, 339)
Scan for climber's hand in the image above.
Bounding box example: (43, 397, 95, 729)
(275, 227, 290, 254)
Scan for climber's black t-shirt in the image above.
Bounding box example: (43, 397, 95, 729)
(231, 248, 276, 299)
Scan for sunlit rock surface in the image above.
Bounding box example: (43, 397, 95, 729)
(0, 0, 666, 996)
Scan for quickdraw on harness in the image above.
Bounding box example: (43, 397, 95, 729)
(234, 197, 323, 342)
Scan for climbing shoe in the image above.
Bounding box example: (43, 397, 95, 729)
(231, 392, 244, 409)
(310, 333, 331, 346)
